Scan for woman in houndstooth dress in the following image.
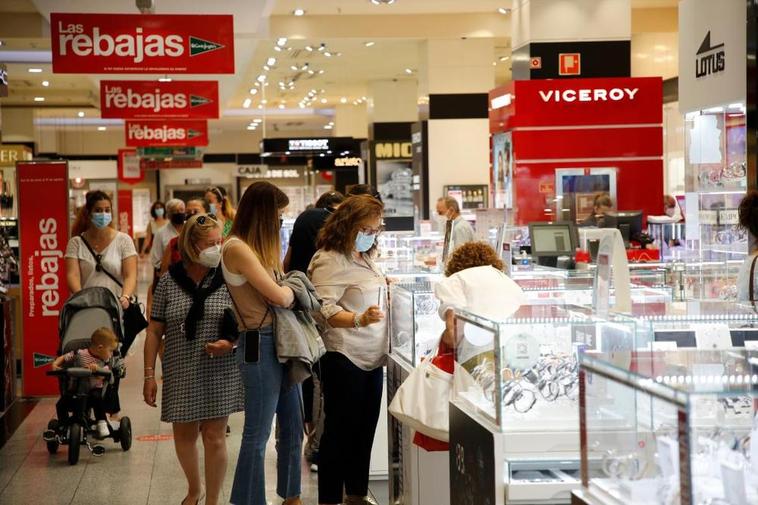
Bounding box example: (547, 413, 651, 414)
(143, 214, 243, 505)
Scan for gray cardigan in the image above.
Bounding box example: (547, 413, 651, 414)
(272, 270, 326, 386)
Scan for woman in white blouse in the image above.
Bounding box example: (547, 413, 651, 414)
(307, 195, 387, 505)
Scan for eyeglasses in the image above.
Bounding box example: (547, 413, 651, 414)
(360, 225, 383, 236)
(196, 214, 218, 225)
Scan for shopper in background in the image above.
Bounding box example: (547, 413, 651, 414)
(65, 189, 138, 421)
(308, 195, 387, 505)
(148, 198, 186, 318)
(222, 181, 303, 505)
(580, 193, 613, 227)
(140, 200, 168, 257)
(205, 186, 236, 238)
(663, 194, 684, 222)
(347, 184, 382, 201)
(282, 189, 345, 472)
(737, 190, 758, 301)
(436, 196, 475, 252)
(160, 198, 211, 276)
(144, 213, 243, 505)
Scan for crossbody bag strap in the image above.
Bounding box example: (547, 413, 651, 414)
(225, 281, 270, 331)
(79, 234, 123, 289)
(750, 254, 758, 302)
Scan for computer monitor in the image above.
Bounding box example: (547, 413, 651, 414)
(528, 221, 578, 258)
(602, 210, 643, 246)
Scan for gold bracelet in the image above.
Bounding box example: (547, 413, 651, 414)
(144, 376, 155, 381)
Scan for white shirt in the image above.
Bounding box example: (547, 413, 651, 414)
(434, 265, 526, 321)
(308, 248, 388, 371)
(450, 216, 475, 252)
(150, 223, 179, 269)
(65, 232, 137, 298)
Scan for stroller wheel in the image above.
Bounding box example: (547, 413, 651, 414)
(45, 419, 60, 454)
(67, 423, 82, 465)
(118, 417, 132, 452)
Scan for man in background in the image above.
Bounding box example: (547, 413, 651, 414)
(436, 196, 475, 253)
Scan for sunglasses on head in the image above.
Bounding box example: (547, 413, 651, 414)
(196, 214, 218, 225)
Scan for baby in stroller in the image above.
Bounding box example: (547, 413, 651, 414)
(50, 327, 117, 438)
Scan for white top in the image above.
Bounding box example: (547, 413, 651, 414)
(150, 223, 179, 269)
(149, 219, 166, 235)
(65, 232, 137, 298)
(737, 252, 758, 301)
(434, 265, 526, 321)
(308, 248, 388, 371)
(450, 216, 475, 252)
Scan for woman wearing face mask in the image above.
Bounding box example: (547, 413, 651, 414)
(159, 198, 211, 277)
(144, 214, 243, 505)
(148, 198, 187, 316)
(65, 190, 138, 421)
(307, 195, 387, 505)
(221, 181, 303, 505)
(205, 186, 236, 238)
(140, 200, 168, 258)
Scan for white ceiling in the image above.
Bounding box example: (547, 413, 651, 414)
(271, 0, 513, 16)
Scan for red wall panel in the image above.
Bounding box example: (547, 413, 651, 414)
(512, 127, 663, 160)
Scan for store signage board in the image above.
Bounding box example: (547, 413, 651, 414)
(118, 148, 142, 183)
(141, 159, 203, 170)
(117, 189, 133, 237)
(17, 161, 69, 396)
(334, 157, 362, 167)
(51, 13, 235, 74)
(374, 142, 413, 160)
(512, 77, 662, 127)
(101, 80, 219, 119)
(125, 119, 208, 147)
(0, 145, 33, 167)
(678, 0, 745, 113)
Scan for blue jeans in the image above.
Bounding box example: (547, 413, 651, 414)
(231, 328, 303, 505)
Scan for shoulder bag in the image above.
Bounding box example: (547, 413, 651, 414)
(79, 234, 148, 354)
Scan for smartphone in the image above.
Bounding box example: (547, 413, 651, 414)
(243, 330, 261, 364)
(377, 285, 387, 313)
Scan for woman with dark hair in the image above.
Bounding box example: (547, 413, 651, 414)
(144, 213, 243, 505)
(205, 186, 236, 238)
(737, 190, 758, 300)
(140, 200, 168, 257)
(65, 190, 138, 421)
(221, 181, 303, 505)
(307, 195, 387, 505)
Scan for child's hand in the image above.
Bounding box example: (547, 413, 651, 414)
(88, 363, 99, 372)
(51, 363, 61, 371)
(205, 340, 234, 358)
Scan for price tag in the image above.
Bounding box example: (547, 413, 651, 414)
(743, 340, 758, 351)
(695, 324, 732, 350)
(719, 209, 740, 225)
(698, 210, 719, 225)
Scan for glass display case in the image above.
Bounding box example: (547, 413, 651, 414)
(611, 300, 758, 351)
(577, 349, 758, 505)
(684, 104, 747, 262)
(375, 232, 444, 277)
(449, 304, 635, 504)
(389, 280, 445, 367)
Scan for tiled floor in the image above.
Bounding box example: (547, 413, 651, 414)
(0, 263, 389, 505)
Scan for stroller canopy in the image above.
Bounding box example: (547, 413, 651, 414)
(58, 287, 124, 343)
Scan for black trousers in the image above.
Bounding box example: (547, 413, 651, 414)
(318, 352, 383, 504)
(56, 389, 107, 424)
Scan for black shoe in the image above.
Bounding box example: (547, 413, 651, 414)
(43, 430, 56, 442)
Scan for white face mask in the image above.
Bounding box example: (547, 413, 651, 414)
(198, 244, 222, 268)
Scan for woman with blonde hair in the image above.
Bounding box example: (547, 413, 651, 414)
(143, 213, 243, 505)
(205, 186, 236, 238)
(221, 181, 302, 505)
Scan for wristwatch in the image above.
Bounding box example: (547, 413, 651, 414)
(354, 313, 362, 328)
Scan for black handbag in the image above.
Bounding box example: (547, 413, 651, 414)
(79, 234, 148, 354)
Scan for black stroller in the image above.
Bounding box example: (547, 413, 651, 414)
(43, 287, 133, 465)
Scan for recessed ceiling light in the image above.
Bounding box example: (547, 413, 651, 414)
(318, 69, 325, 74)
(249, 88, 258, 95)
(243, 98, 252, 108)
(41, 80, 50, 87)
(364, 41, 375, 47)
(499, 56, 510, 61)
(267, 57, 277, 66)
(28, 68, 43, 73)
(247, 125, 257, 130)
(492, 61, 497, 66)
(290, 65, 298, 71)
(77, 111, 85, 117)
(263, 65, 271, 71)
(371, 0, 396, 4)
(497, 7, 511, 15)
(158, 77, 172, 82)
(404, 68, 413, 74)
(340, 97, 347, 104)
(324, 51, 332, 57)
(278, 104, 285, 109)
(276, 37, 288, 47)
(293, 8, 305, 16)
(320, 98, 327, 104)
(274, 46, 282, 52)
(0, 40, 4, 47)
(324, 125, 333, 129)
(34, 96, 45, 102)
(261, 99, 268, 104)
(257, 75, 266, 82)
(97, 126, 107, 131)
(253, 118, 263, 123)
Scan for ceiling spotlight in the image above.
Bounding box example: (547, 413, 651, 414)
(41, 80, 50, 87)
(320, 98, 327, 104)
(257, 75, 266, 83)
(307, 69, 315, 75)
(278, 104, 286, 109)
(492, 61, 497, 66)
(324, 125, 333, 129)
(247, 125, 257, 130)
(324, 51, 332, 57)
(97, 126, 107, 131)
(371, 0, 396, 4)
(305, 45, 314, 52)
(158, 77, 172, 82)
(28, 68, 43, 73)
(497, 7, 511, 14)
(290, 65, 298, 71)
(276, 37, 288, 47)
(77, 111, 85, 118)
(253, 118, 263, 123)
(317, 44, 326, 52)
(263, 65, 271, 71)
(274, 46, 282, 52)
(261, 99, 268, 104)
(293, 8, 305, 16)
(34, 96, 45, 102)
(267, 57, 277, 66)
(318, 69, 325, 74)
(340, 97, 347, 104)
(405, 68, 413, 74)
(499, 56, 510, 61)
(243, 98, 252, 108)
(365, 41, 375, 47)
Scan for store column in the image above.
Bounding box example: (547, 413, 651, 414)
(418, 38, 494, 219)
(511, 0, 632, 80)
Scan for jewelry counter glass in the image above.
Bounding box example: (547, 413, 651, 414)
(448, 304, 635, 505)
(389, 281, 445, 367)
(576, 349, 758, 505)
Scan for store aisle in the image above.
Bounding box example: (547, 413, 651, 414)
(0, 261, 340, 505)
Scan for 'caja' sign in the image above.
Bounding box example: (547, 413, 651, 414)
(100, 80, 219, 119)
(51, 13, 234, 74)
(125, 119, 209, 147)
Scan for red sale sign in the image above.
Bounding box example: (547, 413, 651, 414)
(125, 119, 209, 147)
(17, 161, 70, 396)
(51, 13, 235, 74)
(117, 190, 134, 238)
(101, 80, 219, 119)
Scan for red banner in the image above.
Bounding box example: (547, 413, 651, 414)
(101, 80, 219, 119)
(51, 13, 235, 74)
(125, 119, 208, 147)
(117, 190, 134, 238)
(18, 161, 70, 396)
(118, 148, 143, 183)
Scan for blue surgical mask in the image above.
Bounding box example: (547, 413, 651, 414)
(209, 203, 217, 215)
(355, 231, 376, 253)
(92, 212, 112, 229)
(155, 208, 165, 218)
